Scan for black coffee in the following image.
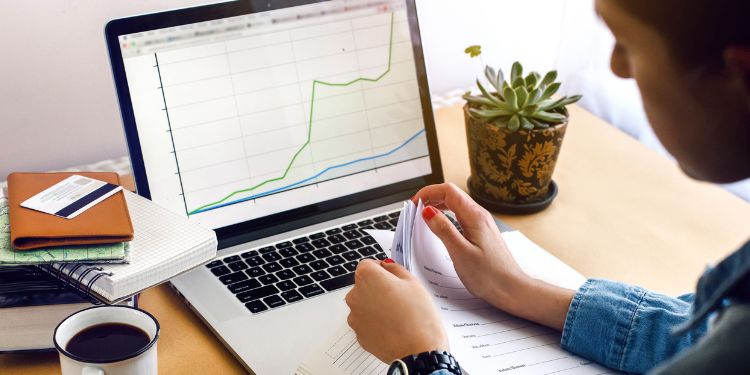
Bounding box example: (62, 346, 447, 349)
(66, 323, 150, 362)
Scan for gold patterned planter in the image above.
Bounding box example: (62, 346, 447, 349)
(464, 104, 567, 214)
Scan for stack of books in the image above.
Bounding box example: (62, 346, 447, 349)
(0, 172, 218, 352)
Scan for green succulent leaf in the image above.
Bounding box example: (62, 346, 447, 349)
(520, 117, 534, 130)
(528, 118, 549, 129)
(463, 93, 496, 107)
(522, 104, 540, 115)
(516, 86, 529, 108)
(541, 70, 558, 86)
(541, 82, 561, 100)
(528, 88, 543, 105)
(465, 45, 482, 58)
(510, 62, 523, 84)
(471, 108, 514, 117)
(512, 77, 525, 89)
(560, 95, 583, 106)
(476, 80, 512, 110)
(539, 97, 566, 111)
(525, 72, 539, 89)
(503, 86, 518, 110)
(530, 110, 567, 123)
(508, 115, 521, 132)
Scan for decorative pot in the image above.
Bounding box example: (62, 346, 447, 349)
(463, 104, 567, 214)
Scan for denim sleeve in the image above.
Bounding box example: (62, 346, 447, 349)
(428, 371, 452, 375)
(561, 279, 707, 374)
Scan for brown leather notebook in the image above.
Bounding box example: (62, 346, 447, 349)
(7, 172, 134, 250)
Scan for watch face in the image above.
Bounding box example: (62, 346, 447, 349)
(387, 361, 406, 375)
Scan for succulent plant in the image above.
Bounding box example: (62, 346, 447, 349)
(463, 49, 582, 132)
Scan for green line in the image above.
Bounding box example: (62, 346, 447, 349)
(188, 12, 396, 215)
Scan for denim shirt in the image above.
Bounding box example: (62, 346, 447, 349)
(429, 239, 750, 375)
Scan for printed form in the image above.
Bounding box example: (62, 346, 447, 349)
(298, 201, 619, 375)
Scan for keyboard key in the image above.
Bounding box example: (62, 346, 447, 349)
(344, 240, 364, 250)
(309, 232, 326, 240)
(359, 246, 378, 257)
(245, 256, 265, 267)
(375, 253, 387, 260)
(293, 275, 314, 286)
(342, 224, 358, 231)
(325, 228, 342, 235)
(389, 211, 401, 218)
(320, 273, 355, 292)
(224, 255, 241, 263)
(343, 230, 362, 240)
(313, 249, 332, 259)
(374, 222, 392, 230)
(279, 248, 298, 258)
(361, 236, 377, 245)
(258, 246, 276, 254)
(357, 219, 374, 226)
(328, 265, 347, 277)
(280, 258, 300, 268)
(311, 270, 331, 281)
(259, 274, 279, 285)
(344, 261, 359, 272)
(281, 290, 304, 303)
(296, 253, 315, 263)
(211, 266, 231, 277)
(359, 227, 374, 234)
(326, 255, 345, 265)
(241, 250, 259, 259)
(262, 252, 282, 262)
(228, 279, 261, 294)
(292, 237, 309, 244)
(388, 218, 399, 227)
(262, 261, 282, 273)
(276, 280, 296, 291)
(219, 271, 248, 285)
(293, 264, 313, 275)
(245, 300, 268, 313)
(299, 284, 325, 298)
(263, 295, 286, 309)
(276, 269, 295, 280)
(328, 234, 346, 244)
(295, 243, 315, 252)
(228, 261, 249, 272)
(205, 260, 223, 268)
(373, 215, 389, 222)
(246, 267, 265, 278)
(311, 239, 331, 249)
(275, 241, 293, 249)
(342, 251, 360, 262)
(237, 285, 279, 303)
(372, 244, 383, 251)
(329, 244, 347, 254)
(310, 260, 329, 270)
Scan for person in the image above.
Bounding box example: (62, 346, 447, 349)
(344, 0, 750, 373)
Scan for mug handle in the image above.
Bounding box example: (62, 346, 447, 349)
(82, 366, 104, 375)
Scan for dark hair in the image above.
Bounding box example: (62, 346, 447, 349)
(615, 0, 750, 68)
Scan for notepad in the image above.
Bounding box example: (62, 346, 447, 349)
(299, 201, 619, 375)
(39, 190, 218, 304)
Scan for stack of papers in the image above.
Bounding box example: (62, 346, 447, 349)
(299, 200, 617, 375)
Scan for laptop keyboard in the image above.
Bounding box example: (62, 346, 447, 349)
(204, 211, 400, 314)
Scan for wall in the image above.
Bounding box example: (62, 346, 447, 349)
(0, 0, 615, 179)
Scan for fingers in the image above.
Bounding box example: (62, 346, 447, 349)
(413, 183, 488, 226)
(421, 206, 476, 260)
(380, 260, 411, 280)
(354, 259, 396, 284)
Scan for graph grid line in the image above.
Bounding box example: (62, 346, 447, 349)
(187, 12, 398, 215)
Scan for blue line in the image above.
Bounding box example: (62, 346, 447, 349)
(191, 128, 427, 215)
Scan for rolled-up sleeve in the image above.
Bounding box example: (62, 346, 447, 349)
(561, 279, 706, 374)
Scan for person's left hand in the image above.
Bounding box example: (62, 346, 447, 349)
(345, 259, 448, 363)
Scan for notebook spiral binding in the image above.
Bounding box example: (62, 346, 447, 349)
(37, 263, 114, 305)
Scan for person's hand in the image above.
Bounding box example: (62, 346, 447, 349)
(345, 259, 448, 363)
(413, 183, 575, 331)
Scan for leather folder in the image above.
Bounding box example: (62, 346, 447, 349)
(7, 172, 133, 250)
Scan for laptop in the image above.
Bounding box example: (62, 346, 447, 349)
(105, 0, 441, 373)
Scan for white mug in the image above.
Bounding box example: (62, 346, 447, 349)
(54, 306, 160, 375)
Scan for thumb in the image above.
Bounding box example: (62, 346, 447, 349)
(422, 206, 475, 259)
(380, 260, 411, 279)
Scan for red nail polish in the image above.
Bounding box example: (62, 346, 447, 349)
(422, 206, 439, 221)
(384, 258, 395, 264)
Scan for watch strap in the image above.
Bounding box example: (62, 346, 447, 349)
(401, 350, 461, 375)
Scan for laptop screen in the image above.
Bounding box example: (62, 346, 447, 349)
(108, 0, 440, 241)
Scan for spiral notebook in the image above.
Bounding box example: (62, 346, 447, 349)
(39, 190, 218, 304)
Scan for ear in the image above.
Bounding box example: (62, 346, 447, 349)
(724, 47, 750, 108)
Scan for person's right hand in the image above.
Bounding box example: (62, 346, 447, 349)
(413, 183, 575, 331)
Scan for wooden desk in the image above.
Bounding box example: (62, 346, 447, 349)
(3, 105, 750, 374)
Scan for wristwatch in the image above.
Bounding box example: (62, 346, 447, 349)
(387, 351, 461, 375)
